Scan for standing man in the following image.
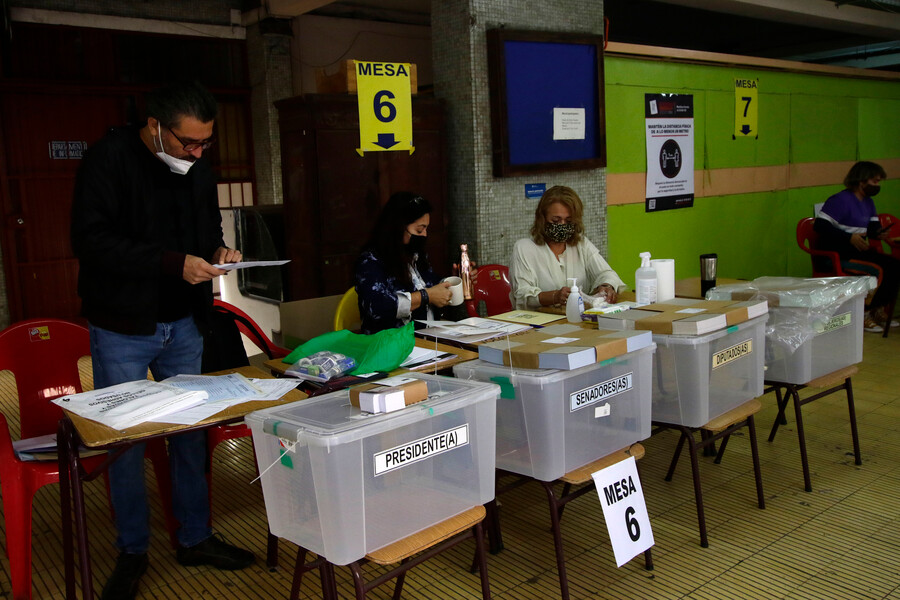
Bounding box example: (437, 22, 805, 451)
(71, 81, 254, 600)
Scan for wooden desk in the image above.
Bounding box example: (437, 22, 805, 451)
(265, 339, 478, 377)
(674, 277, 744, 300)
(58, 365, 306, 599)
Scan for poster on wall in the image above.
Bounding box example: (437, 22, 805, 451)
(644, 94, 694, 212)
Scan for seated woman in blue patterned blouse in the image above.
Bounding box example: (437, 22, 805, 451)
(355, 192, 453, 334)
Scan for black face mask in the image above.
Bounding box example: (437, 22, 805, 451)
(863, 184, 881, 197)
(406, 232, 427, 254)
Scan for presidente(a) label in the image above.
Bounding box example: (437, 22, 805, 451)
(373, 424, 469, 476)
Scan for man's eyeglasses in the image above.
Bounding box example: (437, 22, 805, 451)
(166, 125, 216, 151)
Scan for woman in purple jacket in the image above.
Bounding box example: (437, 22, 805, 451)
(814, 161, 898, 332)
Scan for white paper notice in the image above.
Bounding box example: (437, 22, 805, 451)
(213, 260, 290, 271)
(553, 107, 586, 140)
(591, 456, 655, 567)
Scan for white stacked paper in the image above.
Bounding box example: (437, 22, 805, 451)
(53, 380, 208, 430)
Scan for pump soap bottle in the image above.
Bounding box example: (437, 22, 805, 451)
(635, 252, 658, 306)
(566, 278, 584, 323)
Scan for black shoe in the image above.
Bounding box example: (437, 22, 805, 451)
(176, 534, 255, 570)
(101, 552, 148, 600)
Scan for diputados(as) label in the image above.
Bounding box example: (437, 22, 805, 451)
(570, 372, 633, 412)
(373, 424, 469, 476)
(814, 312, 851, 334)
(712, 339, 752, 370)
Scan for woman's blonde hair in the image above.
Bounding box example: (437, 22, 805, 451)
(530, 185, 585, 246)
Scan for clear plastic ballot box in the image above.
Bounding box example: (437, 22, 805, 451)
(651, 316, 766, 427)
(708, 276, 873, 385)
(453, 344, 654, 482)
(245, 373, 499, 566)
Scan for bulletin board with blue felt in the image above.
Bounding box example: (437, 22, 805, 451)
(487, 29, 606, 177)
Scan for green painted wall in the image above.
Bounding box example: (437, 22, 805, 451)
(604, 56, 900, 286)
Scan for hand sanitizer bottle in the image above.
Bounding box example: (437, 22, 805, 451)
(635, 252, 658, 306)
(566, 277, 584, 323)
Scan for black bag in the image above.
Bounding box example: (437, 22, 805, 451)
(200, 308, 250, 373)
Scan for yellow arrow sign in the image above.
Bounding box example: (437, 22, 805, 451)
(356, 61, 414, 156)
(734, 77, 759, 138)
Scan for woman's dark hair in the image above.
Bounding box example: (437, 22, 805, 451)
(366, 191, 432, 287)
(844, 161, 886, 190)
(146, 81, 218, 128)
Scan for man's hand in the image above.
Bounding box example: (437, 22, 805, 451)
(183, 254, 225, 284)
(212, 246, 242, 265)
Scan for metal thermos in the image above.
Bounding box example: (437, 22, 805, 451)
(700, 253, 718, 298)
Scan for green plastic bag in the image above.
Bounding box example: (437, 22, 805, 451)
(282, 321, 415, 375)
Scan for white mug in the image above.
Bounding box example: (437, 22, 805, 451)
(442, 276, 464, 306)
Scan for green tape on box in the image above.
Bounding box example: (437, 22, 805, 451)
(727, 325, 738, 333)
(490, 376, 516, 400)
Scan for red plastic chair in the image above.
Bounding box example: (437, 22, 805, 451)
(208, 300, 291, 567)
(207, 301, 290, 454)
(464, 264, 513, 317)
(874, 213, 900, 260)
(0, 319, 176, 599)
(797, 217, 892, 337)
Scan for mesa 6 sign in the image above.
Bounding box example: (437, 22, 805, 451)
(355, 61, 415, 155)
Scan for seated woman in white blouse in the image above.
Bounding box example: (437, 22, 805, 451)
(510, 185, 626, 310)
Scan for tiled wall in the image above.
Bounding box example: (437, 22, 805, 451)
(432, 0, 608, 269)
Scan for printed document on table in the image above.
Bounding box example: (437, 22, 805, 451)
(162, 373, 262, 402)
(213, 260, 290, 271)
(417, 317, 531, 344)
(247, 378, 301, 401)
(399, 346, 454, 369)
(52, 380, 207, 431)
(149, 376, 301, 425)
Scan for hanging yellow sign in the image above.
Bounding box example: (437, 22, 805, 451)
(355, 61, 414, 156)
(734, 77, 759, 138)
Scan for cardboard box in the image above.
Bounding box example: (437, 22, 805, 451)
(349, 378, 428, 414)
(278, 294, 345, 348)
(597, 299, 767, 334)
(477, 323, 652, 370)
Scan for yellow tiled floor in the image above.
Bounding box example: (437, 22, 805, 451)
(2, 332, 899, 599)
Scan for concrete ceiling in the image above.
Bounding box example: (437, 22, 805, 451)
(643, 0, 900, 69)
(248, 0, 900, 70)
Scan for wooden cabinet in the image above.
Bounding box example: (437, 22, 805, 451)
(276, 94, 448, 300)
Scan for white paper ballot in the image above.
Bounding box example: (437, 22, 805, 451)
(213, 260, 290, 271)
(149, 376, 300, 425)
(553, 107, 586, 140)
(246, 378, 301, 401)
(163, 373, 261, 402)
(53, 380, 208, 431)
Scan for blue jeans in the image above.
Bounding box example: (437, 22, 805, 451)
(90, 316, 211, 553)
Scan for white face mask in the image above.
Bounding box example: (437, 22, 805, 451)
(154, 123, 196, 175)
